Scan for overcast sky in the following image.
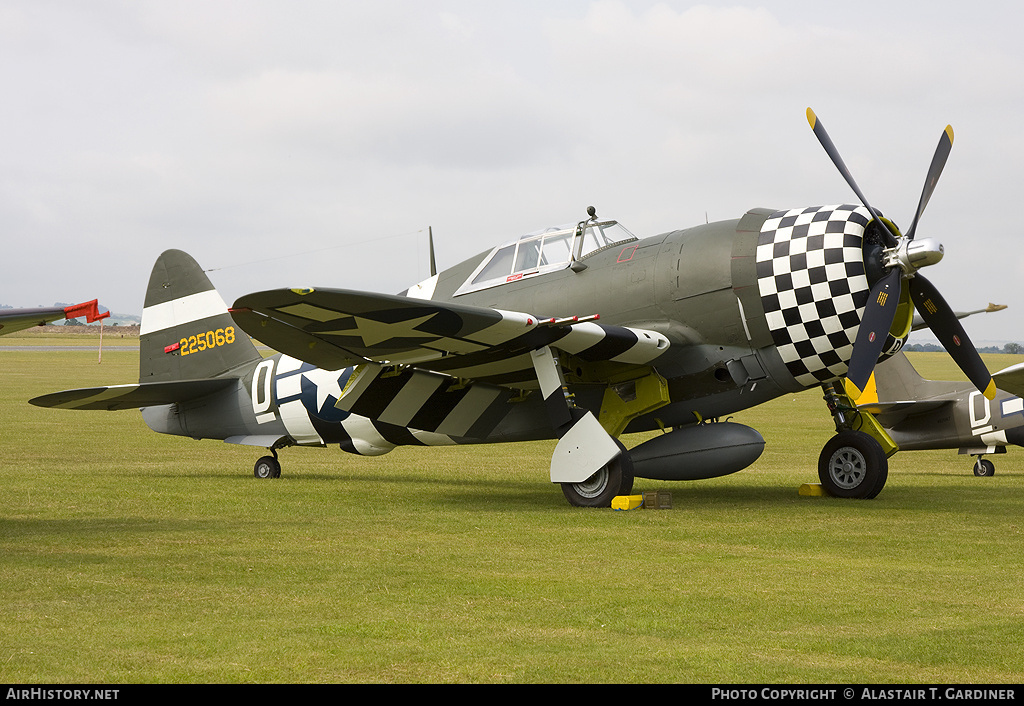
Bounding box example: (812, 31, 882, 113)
(2, 0, 1022, 345)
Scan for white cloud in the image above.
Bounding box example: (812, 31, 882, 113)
(1, 0, 1022, 347)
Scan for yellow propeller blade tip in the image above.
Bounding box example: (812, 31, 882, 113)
(984, 379, 997, 400)
(945, 125, 954, 143)
(806, 107, 817, 128)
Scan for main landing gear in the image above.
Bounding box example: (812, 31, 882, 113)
(962, 447, 1003, 476)
(818, 430, 888, 499)
(972, 456, 996, 477)
(560, 440, 635, 508)
(254, 449, 281, 479)
(818, 382, 895, 499)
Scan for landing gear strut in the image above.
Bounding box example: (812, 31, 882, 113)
(531, 344, 639, 508)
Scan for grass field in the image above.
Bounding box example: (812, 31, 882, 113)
(2, 341, 1023, 683)
(1, 326, 139, 347)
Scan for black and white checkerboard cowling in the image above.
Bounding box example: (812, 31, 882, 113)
(756, 205, 874, 388)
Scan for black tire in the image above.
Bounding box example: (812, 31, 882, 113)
(973, 458, 996, 477)
(254, 455, 281, 479)
(818, 431, 888, 499)
(560, 442, 634, 508)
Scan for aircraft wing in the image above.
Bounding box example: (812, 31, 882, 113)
(30, 378, 236, 411)
(230, 288, 670, 387)
(993, 362, 1024, 398)
(0, 300, 109, 336)
(855, 399, 955, 426)
(911, 302, 1006, 332)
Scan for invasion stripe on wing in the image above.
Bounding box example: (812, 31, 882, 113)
(337, 363, 512, 439)
(552, 322, 669, 364)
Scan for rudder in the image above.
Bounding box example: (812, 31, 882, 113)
(139, 250, 262, 383)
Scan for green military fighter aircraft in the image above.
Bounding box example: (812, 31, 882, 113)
(850, 350, 1024, 479)
(31, 110, 998, 506)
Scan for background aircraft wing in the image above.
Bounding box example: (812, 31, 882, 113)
(910, 302, 1006, 331)
(855, 399, 956, 427)
(230, 288, 669, 387)
(0, 300, 109, 336)
(992, 362, 1024, 398)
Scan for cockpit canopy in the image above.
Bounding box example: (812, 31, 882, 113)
(454, 218, 636, 296)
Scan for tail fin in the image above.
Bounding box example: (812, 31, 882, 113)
(140, 250, 262, 383)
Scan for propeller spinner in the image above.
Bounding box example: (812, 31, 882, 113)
(806, 108, 995, 401)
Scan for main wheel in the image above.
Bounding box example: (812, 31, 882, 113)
(973, 458, 996, 477)
(560, 442, 634, 508)
(254, 455, 281, 479)
(818, 431, 888, 499)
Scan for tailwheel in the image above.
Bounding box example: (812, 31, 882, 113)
(818, 430, 888, 499)
(254, 455, 281, 479)
(973, 457, 996, 477)
(560, 442, 634, 508)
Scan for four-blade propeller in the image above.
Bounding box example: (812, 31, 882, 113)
(806, 108, 995, 401)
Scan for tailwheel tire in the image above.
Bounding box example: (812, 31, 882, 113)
(973, 458, 995, 477)
(560, 442, 634, 508)
(254, 455, 281, 479)
(818, 431, 888, 499)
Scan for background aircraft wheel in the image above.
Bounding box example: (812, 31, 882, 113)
(560, 442, 634, 508)
(818, 431, 888, 499)
(973, 458, 995, 477)
(254, 455, 281, 479)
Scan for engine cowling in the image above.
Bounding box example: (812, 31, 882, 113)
(754, 204, 908, 389)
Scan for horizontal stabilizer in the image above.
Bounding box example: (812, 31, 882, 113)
(30, 378, 236, 411)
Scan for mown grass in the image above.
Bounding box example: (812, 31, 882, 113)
(1, 348, 1023, 683)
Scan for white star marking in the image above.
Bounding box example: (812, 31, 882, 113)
(321, 313, 439, 347)
(300, 367, 345, 412)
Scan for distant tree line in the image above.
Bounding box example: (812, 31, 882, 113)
(905, 342, 1023, 354)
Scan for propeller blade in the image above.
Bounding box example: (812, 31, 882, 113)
(909, 273, 996, 399)
(846, 268, 902, 398)
(904, 125, 954, 241)
(806, 108, 898, 247)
